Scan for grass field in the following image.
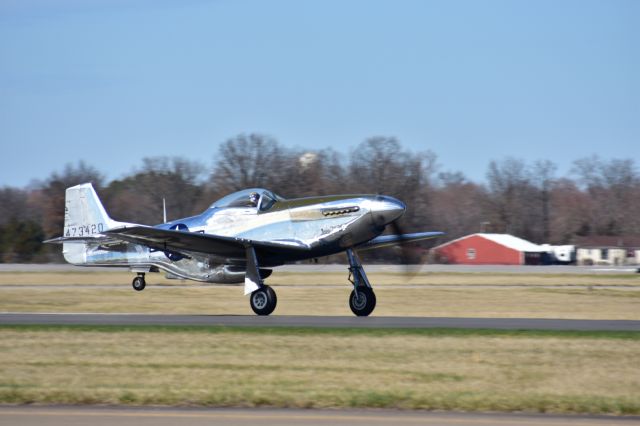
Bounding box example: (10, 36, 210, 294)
(0, 271, 638, 319)
(1, 270, 638, 414)
(0, 326, 638, 414)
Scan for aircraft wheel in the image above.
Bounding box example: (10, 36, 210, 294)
(132, 276, 146, 291)
(250, 285, 277, 316)
(349, 287, 376, 316)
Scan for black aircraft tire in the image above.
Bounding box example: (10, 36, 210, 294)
(132, 276, 146, 291)
(349, 287, 376, 317)
(250, 285, 277, 316)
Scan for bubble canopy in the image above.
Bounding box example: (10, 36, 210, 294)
(209, 188, 284, 211)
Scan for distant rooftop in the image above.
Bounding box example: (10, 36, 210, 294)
(476, 233, 545, 252)
(435, 233, 545, 252)
(574, 236, 640, 248)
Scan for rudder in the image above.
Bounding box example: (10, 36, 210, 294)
(63, 183, 118, 237)
(44, 183, 129, 265)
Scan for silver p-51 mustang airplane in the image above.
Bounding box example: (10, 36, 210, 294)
(46, 184, 442, 316)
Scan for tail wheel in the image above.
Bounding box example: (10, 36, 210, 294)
(250, 285, 277, 316)
(132, 276, 146, 291)
(349, 287, 376, 316)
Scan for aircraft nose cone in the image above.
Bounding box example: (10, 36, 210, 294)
(370, 195, 406, 227)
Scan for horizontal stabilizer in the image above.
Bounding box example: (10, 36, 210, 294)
(357, 231, 444, 251)
(43, 235, 113, 244)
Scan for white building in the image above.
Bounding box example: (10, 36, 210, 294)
(574, 236, 640, 266)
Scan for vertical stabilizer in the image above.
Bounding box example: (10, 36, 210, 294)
(61, 183, 128, 265)
(63, 183, 120, 237)
(44, 183, 139, 265)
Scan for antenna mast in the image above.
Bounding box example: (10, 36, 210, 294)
(163, 198, 167, 223)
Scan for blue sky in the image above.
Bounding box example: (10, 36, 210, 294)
(1, 0, 638, 187)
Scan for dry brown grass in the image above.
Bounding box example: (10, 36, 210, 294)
(0, 271, 178, 286)
(274, 271, 640, 287)
(0, 328, 638, 413)
(2, 270, 639, 286)
(1, 271, 638, 319)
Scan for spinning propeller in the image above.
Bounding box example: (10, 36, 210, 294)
(388, 219, 421, 277)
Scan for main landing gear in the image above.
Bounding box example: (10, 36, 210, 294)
(346, 249, 376, 316)
(249, 285, 277, 316)
(132, 273, 146, 291)
(246, 246, 278, 316)
(246, 248, 376, 316)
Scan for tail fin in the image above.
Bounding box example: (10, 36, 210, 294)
(42, 183, 125, 265)
(63, 183, 120, 237)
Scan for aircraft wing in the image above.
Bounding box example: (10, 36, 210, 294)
(356, 231, 444, 251)
(103, 226, 309, 259)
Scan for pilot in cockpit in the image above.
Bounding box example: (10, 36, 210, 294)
(248, 192, 260, 207)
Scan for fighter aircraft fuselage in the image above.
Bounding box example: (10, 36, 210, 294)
(48, 184, 442, 316)
(62, 188, 406, 283)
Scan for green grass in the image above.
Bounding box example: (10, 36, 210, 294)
(1, 323, 640, 339)
(0, 326, 638, 414)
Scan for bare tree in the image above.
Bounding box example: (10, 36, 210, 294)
(485, 158, 535, 238)
(0, 187, 30, 225)
(484, 157, 564, 242)
(548, 178, 592, 242)
(430, 172, 487, 240)
(38, 161, 105, 238)
(211, 134, 294, 195)
(105, 157, 206, 224)
(285, 149, 347, 197)
(348, 137, 438, 230)
(20, 161, 105, 261)
(0, 187, 45, 262)
(0, 218, 44, 262)
(572, 156, 640, 235)
(531, 159, 558, 241)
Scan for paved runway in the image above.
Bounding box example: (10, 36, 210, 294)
(1, 406, 639, 426)
(1, 313, 639, 331)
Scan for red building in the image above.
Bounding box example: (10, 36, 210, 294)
(432, 233, 546, 265)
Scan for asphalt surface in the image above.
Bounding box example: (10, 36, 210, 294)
(1, 406, 639, 426)
(1, 313, 639, 331)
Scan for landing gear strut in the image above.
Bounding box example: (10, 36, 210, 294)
(246, 246, 277, 315)
(346, 249, 376, 316)
(132, 273, 146, 291)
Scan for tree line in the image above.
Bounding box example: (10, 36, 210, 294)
(1, 134, 638, 262)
